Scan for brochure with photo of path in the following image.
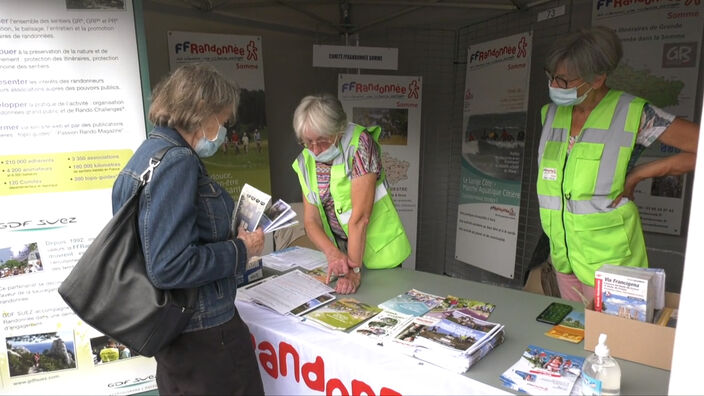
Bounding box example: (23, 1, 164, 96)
(304, 298, 382, 331)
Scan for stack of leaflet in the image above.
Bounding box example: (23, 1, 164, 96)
(372, 289, 504, 373)
(500, 345, 584, 395)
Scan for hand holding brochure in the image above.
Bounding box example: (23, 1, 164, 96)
(232, 183, 297, 234)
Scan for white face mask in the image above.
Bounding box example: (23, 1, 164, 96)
(548, 81, 592, 106)
(308, 143, 341, 163)
(194, 119, 227, 158)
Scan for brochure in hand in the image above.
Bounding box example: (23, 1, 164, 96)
(232, 183, 297, 234)
(378, 289, 444, 316)
(544, 311, 585, 344)
(499, 345, 584, 395)
(304, 298, 382, 331)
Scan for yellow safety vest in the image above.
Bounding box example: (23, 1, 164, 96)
(292, 123, 411, 269)
(537, 90, 648, 286)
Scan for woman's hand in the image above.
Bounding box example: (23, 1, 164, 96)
(324, 249, 349, 284)
(610, 172, 639, 207)
(335, 270, 361, 294)
(237, 224, 264, 258)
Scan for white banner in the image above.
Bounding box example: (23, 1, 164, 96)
(0, 0, 156, 394)
(313, 45, 398, 70)
(338, 74, 422, 269)
(592, 0, 704, 235)
(167, 31, 271, 197)
(237, 301, 508, 395)
(455, 32, 532, 279)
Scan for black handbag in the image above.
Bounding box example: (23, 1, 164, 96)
(58, 146, 198, 357)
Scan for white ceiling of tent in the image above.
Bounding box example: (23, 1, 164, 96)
(145, 0, 555, 35)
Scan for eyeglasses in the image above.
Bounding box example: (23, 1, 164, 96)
(298, 136, 336, 150)
(545, 69, 581, 89)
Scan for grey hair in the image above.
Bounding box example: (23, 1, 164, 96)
(292, 94, 347, 140)
(148, 63, 239, 134)
(545, 26, 622, 83)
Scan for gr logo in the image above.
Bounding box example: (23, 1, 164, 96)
(662, 42, 697, 68)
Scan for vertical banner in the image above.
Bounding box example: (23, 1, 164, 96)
(593, 0, 704, 235)
(0, 1, 157, 394)
(454, 32, 532, 279)
(167, 31, 271, 197)
(338, 75, 422, 269)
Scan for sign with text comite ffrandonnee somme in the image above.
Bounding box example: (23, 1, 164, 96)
(314, 45, 398, 70)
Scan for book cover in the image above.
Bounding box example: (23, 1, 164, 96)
(426, 295, 496, 320)
(500, 345, 584, 395)
(304, 298, 382, 331)
(378, 289, 444, 316)
(594, 266, 654, 322)
(544, 311, 585, 343)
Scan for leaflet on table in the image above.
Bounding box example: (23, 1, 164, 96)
(544, 311, 585, 343)
(232, 183, 297, 233)
(378, 288, 444, 316)
(304, 298, 382, 331)
(499, 345, 584, 396)
(351, 310, 414, 343)
(426, 295, 496, 320)
(239, 269, 334, 315)
(236, 274, 337, 317)
(382, 310, 505, 373)
(236, 274, 278, 303)
(261, 246, 327, 272)
(413, 310, 503, 356)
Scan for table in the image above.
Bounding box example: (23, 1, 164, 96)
(238, 267, 670, 395)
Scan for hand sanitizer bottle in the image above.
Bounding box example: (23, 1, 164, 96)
(581, 333, 621, 395)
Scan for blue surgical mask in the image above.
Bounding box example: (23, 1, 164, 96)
(308, 144, 341, 163)
(548, 81, 592, 106)
(195, 120, 227, 158)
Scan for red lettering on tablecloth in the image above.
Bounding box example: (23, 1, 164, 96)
(302, 356, 325, 391)
(253, 335, 401, 395)
(279, 342, 301, 382)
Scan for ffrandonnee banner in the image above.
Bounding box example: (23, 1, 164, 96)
(0, 1, 157, 394)
(455, 32, 532, 279)
(593, 0, 703, 235)
(338, 74, 422, 269)
(167, 31, 271, 197)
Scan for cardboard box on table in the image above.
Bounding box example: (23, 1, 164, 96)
(584, 292, 679, 371)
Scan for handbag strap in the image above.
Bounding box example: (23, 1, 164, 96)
(139, 146, 176, 185)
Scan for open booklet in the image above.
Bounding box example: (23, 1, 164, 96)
(232, 183, 298, 233)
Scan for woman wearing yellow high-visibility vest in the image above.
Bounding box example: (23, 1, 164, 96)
(292, 94, 411, 294)
(538, 26, 699, 302)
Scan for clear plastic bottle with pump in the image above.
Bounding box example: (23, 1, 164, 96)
(581, 333, 621, 395)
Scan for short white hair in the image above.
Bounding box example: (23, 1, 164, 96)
(545, 25, 622, 83)
(292, 94, 347, 141)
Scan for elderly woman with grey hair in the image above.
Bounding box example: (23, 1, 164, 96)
(112, 63, 264, 394)
(291, 94, 411, 294)
(537, 26, 698, 302)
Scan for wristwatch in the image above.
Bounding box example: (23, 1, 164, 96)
(351, 266, 361, 274)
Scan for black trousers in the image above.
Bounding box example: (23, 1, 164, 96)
(155, 312, 264, 395)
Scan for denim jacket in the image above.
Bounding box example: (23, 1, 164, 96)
(112, 126, 247, 332)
